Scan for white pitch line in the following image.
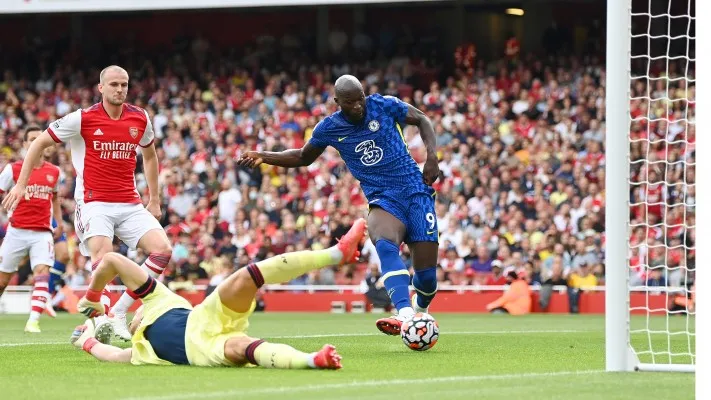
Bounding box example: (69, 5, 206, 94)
(0, 329, 589, 347)
(266, 329, 587, 339)
(0, 341, 67, 347)
(121, 370, 605, 400)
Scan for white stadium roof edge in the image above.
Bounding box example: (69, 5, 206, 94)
(1, 0, 444, 14)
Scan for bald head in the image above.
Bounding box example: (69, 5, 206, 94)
(334, 75, 365, 123)
(334, 75, 363, 97)
(99, 65, 129, 84)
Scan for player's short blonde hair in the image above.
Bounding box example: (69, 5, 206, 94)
(99, 65, 129, 84)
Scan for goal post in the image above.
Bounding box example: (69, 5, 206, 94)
(605, 0, 635, 373)
(605, 0, 696, 373)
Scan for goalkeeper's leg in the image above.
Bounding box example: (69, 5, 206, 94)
(224, 335, 342, 370)
(77, 253, 152, 317)
(201, 219, 365, 370)
(217, 218, 366, 314)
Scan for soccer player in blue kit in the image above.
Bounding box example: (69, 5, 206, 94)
(238, 75, 441, 335)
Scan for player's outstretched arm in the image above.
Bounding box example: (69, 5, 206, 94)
(94, 346, 133, 363)
(75, 329, 133, 363)
(1, 131, 56, 211)
(237, 143, 325, 169)
(403, 104, 440, 185)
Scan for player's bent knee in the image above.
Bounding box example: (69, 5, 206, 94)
(138, 229, 172, 254)
(223, 336, 256, 365)
(34, 264, 50, 275)
(217, 269, 258, 314)
(101, 252, 123, 267)
(88, 236, 114, 260)
(233, 268, 259, 291)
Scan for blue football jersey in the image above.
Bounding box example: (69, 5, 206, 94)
(308, 94, 428, 200)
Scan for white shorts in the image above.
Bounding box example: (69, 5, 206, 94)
(74, 201, 164, 257)
(0, 225, 54, 273)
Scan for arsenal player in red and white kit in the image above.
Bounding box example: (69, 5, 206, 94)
(0, 126, 63, 333)
(2, 66, 173, 340)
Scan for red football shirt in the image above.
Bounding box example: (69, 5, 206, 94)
(0, 161, 60, 231)
(47, 103, 155, 204)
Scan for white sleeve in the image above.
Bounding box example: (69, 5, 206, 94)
(139, 109, 155, 147)
(48, 109, 82, 143)
(0, 164, 15, 193)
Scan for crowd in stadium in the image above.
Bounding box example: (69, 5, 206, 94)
(0, 27, 695, 305)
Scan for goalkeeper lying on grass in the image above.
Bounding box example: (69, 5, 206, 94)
(72, 218, 368, 369)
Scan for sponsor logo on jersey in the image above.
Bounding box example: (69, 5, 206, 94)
(129, 127, 139, 138)
(93, 140, 138, 160)
(25, 183, 54, 200)
(93, 129, 104, 136)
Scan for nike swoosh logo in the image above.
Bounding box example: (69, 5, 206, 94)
(427, 231, 436, 235)
(338, 137, 347, 142)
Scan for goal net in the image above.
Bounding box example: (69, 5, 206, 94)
(606, 0, 695, 373)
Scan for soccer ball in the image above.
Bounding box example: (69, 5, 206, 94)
(400, 312, 439, 351)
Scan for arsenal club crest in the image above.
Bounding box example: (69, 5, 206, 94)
(129, 127, 139, 138)
(46, 175, 54, 183)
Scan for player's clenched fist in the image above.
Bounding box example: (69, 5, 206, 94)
(422, 156, 440, 186)
(1, 184, 26, 212)
(237, 151, 263, 169)
(146, 199, 162, 219)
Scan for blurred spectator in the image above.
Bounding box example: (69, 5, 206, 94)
(567, 263, 598, 313)
(539, 257, 569, 311)
(360, 264, 391, 311)
(486, 267, 531, 315)
(0, 20, 694, 300)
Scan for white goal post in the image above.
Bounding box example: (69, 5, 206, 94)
(606, 0, 695, 373)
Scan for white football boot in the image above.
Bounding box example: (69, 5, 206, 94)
(109, 313, 133, 341)
(70, 318, 114, 346)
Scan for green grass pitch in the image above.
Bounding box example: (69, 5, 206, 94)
(0, 313, 694, 400)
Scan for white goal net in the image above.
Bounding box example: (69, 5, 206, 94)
(607, 0, 695, 373)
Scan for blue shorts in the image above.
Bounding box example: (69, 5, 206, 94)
(144, 308, 191, 365)
(367, 186, 438, 243)
(51, 218, 67, 243)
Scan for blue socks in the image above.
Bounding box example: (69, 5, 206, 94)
(49, 261, 66, 295)
(413, 266, 438, 309)
(375, 239, 412, 312)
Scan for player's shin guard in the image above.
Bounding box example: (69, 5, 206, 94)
(29, 274, 50, 322)
(413, 266, 438, 310)
(112, 253, 170, 316)
(375, 239, 412, 314)
(49, 261, 66, 295)
(245, 340, 310, 369)
(246, 249, 338, 287)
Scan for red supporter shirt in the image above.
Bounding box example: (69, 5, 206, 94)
(0, 161, 60, 231)
(47, 103, 155, 204)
